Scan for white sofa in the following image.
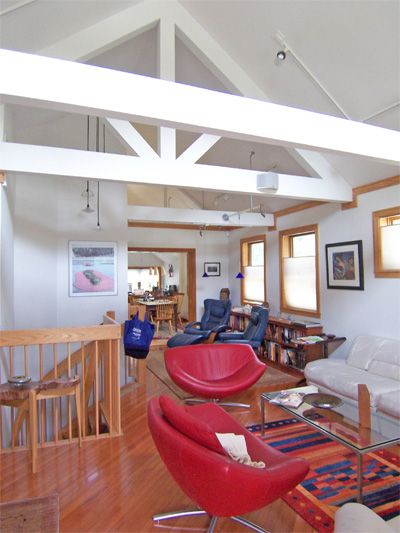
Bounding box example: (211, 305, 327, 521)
(334, 502, 400, 533)
(304, 335, 400, 422)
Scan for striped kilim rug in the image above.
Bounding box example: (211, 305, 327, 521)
(247, 418, 400, 533)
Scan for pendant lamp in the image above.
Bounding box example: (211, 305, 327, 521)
(82, 116, 94, 213)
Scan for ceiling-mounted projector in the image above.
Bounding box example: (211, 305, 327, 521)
(256, 172, 279, 191)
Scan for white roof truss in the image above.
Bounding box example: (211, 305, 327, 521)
(0, 49, 398, 162)
(0, 142, 353, 203)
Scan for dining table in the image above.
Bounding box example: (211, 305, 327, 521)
(137, 299, 178, 329)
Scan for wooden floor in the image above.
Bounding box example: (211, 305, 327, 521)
(0, 358, 315, 533)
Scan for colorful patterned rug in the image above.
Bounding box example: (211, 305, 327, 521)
(247, 418, 400, 532)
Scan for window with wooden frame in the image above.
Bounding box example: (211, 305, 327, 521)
(279, 224, 320, 318)
(240, 235, 267, 305)
(373, 206, 400, 278)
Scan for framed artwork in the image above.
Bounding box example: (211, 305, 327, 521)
(204, 262, 221, 277)
(69, 241, 117, 296)
(325, 240, 364, 290)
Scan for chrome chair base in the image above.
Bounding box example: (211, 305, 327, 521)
(153, 508, 269, 532)
(184, 398, 251, 408)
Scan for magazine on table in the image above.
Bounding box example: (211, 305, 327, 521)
(270, 390, 307, 408)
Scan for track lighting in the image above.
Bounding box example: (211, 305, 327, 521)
(276, 50, 286, 62)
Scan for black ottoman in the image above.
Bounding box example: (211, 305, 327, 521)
(166, 333, 204, 348)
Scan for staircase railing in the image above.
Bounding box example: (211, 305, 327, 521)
(0, 312, 122, 452)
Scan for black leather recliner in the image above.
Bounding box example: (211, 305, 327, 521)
(216, 305, 269, 352)
(167, 299, 231, 347)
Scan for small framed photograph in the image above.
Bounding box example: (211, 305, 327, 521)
(69, 241, 117, 296)
(204, 262, 221, 277)
(325, 240, 364, 290)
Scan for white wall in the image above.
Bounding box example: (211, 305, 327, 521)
(14, 174, 58, 329)
(229, 186, 400, 357)
(127, 227, 230, 319)
(0, 179, 15, 331)
(12, 174, 128, 329)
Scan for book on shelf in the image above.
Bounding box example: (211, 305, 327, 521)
(270, 391, 306, 408)
(291, 320, 321, 328)
(293, 335, 325, 344)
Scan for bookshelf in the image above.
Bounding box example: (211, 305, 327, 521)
(230, 310, 345, 373)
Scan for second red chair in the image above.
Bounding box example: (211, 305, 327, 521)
(164, 343, 266, 408)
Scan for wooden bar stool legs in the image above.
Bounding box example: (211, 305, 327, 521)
(29, 377, 82, 474)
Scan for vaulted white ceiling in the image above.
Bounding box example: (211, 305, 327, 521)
(1, 0, 399, 216)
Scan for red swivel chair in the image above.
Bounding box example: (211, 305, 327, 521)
(148, 395, 309, 532)
(164, 343, 266, 408)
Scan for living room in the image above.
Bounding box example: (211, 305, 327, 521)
(0, 1, 399, 531)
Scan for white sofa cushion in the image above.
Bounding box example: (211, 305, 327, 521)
(304, 359, 399, 407)
(346, 335, 388, 370)
(376, 390, 400, 418)
(367, 338, 400, 380)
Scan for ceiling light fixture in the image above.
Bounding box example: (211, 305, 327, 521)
(96, 119, 102, 230)
(82, 115, 94, 213)
(276, 50, 286, 63)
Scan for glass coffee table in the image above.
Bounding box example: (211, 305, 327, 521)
(260, 386, 400, 503)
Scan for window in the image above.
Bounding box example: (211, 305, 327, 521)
(279, 224, 320, 317)
(373, 206, 400, 278)
(240, 235, 266, 305)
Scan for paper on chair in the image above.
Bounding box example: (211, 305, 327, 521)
(216, 433, 265, 468)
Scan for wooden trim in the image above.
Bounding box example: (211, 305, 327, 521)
(0, 325, 121, 347)
(342, 175, 400, 210)
(128, 246, 196, 322)
(372, 205, 400, 278)
(128, 221, 241, 231)
(273, 201, 326, 223)
(279, 224, 321, 318)
(267, 175, 400, 228)
(240, 234, 267, 305)
(0, 172, 5, 185)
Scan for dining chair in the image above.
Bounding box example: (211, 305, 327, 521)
(174, 293, 185, 329)
(154, 303, 175, 336)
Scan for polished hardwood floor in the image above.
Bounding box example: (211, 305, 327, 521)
(0, 359, 315, 532)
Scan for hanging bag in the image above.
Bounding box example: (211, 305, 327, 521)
(124, 312, 155, 359)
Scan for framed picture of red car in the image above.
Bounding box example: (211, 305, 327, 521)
(325, 240, 364, 290)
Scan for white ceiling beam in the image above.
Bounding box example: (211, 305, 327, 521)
(1, 49, 398, 165)
(287, 148, 352, 191)
(36, 0, 346, 180)
(127, 205, 274, 227)
(39, 1, 162, 61)
(173, 5, 265, 99)
(105, 118, 159, 159)
(0, 142, 352, 202)
(172, 3, 340, 178)
(177, 134, 221, 164)
(157, 14, 176, 161)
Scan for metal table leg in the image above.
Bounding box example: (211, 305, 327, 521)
(260, 396, 266, 437)
(357, 453, 363, 503)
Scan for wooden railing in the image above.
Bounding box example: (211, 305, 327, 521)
(0, 312, 122, 452)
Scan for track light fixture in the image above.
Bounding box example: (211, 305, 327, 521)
(276, 50, 286, 62)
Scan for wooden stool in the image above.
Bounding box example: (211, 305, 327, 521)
(0, 376, 82, 473)
(29, 376, 82, 473)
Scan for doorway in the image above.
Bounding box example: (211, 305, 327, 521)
(127, 247, 196, 322)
